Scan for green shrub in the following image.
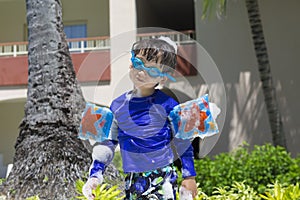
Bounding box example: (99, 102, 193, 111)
(278, 153, 300, 184)
(112, 151, 125, 178)
(0, 178, 4, 186)
(25, 196, 40, 200)
(193, 182, 300, 200)
(260, 182, 300, 200)
(75, 179, 125, 200)
(194, 143, 300, 195)
(208, 181, 260, 200)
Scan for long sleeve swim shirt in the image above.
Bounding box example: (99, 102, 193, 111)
(90, 89, 196, 179)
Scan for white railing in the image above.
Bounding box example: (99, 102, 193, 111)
(67, 36, 111, 53)
(0, 30, 195, 57)
(0, 41, 28, 57)
(136, 30, 195, 45)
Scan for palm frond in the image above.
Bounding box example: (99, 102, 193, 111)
(202, 0, 227, 20)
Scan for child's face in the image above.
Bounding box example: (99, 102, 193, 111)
(129, 52, 166, 89)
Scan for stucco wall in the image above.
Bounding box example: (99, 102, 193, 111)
(0, 0, 109, 43)
(194, 0, 300, 157)
(0, 99, 25, 166)
(0, 1, 26, 42)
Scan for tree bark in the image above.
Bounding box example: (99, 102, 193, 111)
(0, 0, 121, 199)
(245, 0, 287, 149)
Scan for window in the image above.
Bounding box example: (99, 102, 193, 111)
(64, 24, 87, 39)
(64, 24, 87, 49)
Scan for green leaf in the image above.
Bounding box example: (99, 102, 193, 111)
(25, 196, 40, 200)
(201, 0, 227, 20)
(75, 179, 85, 195)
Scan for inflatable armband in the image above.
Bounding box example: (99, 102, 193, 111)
(78, 102, 113, 142)
(168, 94, 219, 140)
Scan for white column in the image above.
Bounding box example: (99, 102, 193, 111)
(109, 0, 137, 99)
(81, 0, 137, 106)
(0, 89, 27, 102)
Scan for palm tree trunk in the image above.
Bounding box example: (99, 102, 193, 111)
(0, 0, 91, 198)
(245, 0, 287, 149)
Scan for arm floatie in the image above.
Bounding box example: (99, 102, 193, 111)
(168, 94, 220, 140)
(78, 102, 114, 142)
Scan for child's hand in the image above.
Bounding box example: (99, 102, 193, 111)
(82, 176, 103, 200)
(181, 177, 197, 198)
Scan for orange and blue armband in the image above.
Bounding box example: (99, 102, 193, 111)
(78, 102, 114, 142)
(168, 94, 220, 140)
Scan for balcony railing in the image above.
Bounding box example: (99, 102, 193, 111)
(0, 30, 195, 57)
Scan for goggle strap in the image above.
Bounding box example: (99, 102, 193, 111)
(165, 73, 176, 82)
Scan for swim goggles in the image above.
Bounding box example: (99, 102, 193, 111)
(130, 51, 176, 82)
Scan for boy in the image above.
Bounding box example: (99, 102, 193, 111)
(83, 37, 197, 200)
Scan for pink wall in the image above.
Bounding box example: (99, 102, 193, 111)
(0, 44, 197, 86)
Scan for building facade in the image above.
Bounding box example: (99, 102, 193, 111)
(0, 0, 299, 178)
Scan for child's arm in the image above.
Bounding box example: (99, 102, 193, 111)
(181, 177, 198, 198)
(89, 140, 118, 179)
(82, 140, 118, 199)
(82, 120, 119, 199)
(173, 137, 198, 198)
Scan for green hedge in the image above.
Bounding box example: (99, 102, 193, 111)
(194, 143, 300, 195)
(195, 181, 300, 200)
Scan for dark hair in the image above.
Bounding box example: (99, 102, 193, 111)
(131, 38, 177, 72)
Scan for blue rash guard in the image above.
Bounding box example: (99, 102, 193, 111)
(90, 89, 196, 179)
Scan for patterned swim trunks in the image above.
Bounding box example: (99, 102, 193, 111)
(124, 165, 178, 200)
